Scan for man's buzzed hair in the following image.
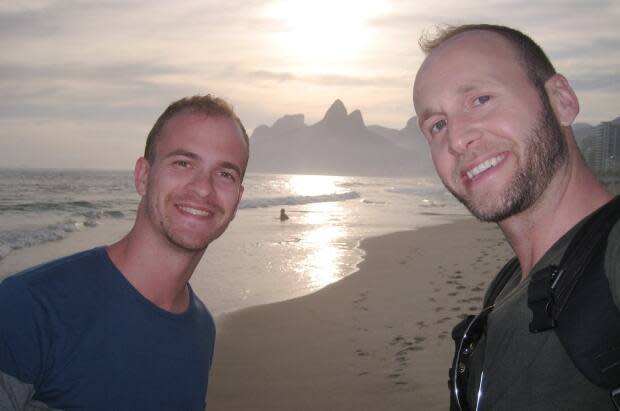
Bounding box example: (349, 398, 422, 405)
(419, 24, 557, 97)
(144, 94, 249, 167)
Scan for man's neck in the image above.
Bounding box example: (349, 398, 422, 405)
(498, 161, 612, 278)
(106, 226, 206, 314)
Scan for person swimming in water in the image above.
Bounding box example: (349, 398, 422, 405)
(280, 208, 289, 221)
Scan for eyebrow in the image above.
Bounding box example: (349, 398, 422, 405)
(418, 108, 441, 129)
(165, 149, 243, 176)
(418, 84, 483, 127)
(164, 149, 200, 161)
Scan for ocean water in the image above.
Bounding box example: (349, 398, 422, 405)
(0, 168, 468, 316)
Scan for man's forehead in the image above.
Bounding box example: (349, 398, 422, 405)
(413, 31, 521, 107)
(153, 112, 247, 159)
(420, 30, 514, 73)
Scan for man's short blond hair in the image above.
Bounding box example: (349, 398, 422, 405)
(144, 95, 249, 173)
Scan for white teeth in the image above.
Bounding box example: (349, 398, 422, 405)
(466, 155, 504, 180)
(178, 206, 211, 216)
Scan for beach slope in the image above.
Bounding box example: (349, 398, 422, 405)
(207, 219, 512, 411)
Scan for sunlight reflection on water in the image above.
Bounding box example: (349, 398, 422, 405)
(294, 201, 349, 288)
(280, 175, 353, 288)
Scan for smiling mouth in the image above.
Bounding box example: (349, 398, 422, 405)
(177, 205, 212, 217)
(466, 154, 506, 180)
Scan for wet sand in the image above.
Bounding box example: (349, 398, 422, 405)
(207, 218, 513, 411)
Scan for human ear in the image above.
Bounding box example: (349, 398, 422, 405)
(544, 74, 580, 126)
(134, 157, 150, 197)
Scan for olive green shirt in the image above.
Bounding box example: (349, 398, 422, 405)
(466, 215, 620, 410)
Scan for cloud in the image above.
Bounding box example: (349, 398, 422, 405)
(0, 62, 193, 123)
(0, 0, 618, 168)
(247, 70, 408, 88)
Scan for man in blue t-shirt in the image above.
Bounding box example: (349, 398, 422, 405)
(0, 94, 250, 410)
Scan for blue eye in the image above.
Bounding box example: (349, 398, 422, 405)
(174, 160, 191, 168)
(218, 170, 236, 182)
(431, 119, 447, 134)
(474, 95, 490, 105)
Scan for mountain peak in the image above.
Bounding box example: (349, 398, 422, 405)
(405, 116, 418, 130)
(322, 99, 348, 123)
(348, 109, 365, 130)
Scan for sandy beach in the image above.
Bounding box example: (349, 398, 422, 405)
(207, 218, 513, 411)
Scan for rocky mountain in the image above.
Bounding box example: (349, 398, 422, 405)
(573, 122, 595, 144)
(247, 100, 433, 177)
(574, 117, 620, 146)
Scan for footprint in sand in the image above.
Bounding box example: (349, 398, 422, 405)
(353, 291, 368, 304)
(390, 336, 405, 345)
(396, 347, 421, 356)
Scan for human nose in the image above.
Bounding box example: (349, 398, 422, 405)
(447, 115, 481, 155)
(187, 171, 214, 198)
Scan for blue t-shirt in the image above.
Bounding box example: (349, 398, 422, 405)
(0, 247, 215, 410)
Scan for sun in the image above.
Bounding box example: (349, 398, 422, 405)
(263, 0, 390, 70)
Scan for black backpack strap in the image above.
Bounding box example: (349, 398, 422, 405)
(528, 196, 620, 332)
(553, 196, 620, 316)
(526, 196, 620, 406)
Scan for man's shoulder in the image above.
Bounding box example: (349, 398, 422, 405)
(0, 247, 108, 296)
(188, 286, 216, 328)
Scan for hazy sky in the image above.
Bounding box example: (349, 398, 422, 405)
(1, 0, 619, 169)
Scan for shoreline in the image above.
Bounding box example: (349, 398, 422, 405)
(0, 209, 461, 317)
(207, 218, 513, 410)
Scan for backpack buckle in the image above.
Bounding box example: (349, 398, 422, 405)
(528, 266, 561, 333)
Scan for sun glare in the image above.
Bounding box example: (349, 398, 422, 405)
(287, 174, 339, 197)
(264, 0, 390, 70)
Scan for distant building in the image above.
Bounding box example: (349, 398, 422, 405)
(580, 121, 620, 175)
